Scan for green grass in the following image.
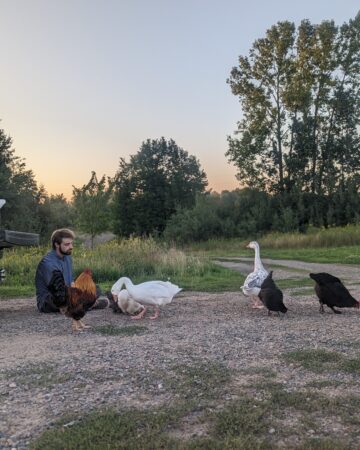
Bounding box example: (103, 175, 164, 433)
(0, 284, 35, 298)
(284, 350, 360, 378)
(283, 349, 344, 372)
(258, 246, 360, 264)
(291, 287, 315, 296)
(276, 277, 314, 289)
(177, 264, 244, 292)
(184, 225, 360, 264)
(341, 357, 360, 374)
(306, 380, 343, 389)
(186, 224, 360, 252)
(30, 407, 184, 450)
(189, 242, 360, 264)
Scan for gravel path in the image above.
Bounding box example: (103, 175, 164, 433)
(1, 259, 360, 449)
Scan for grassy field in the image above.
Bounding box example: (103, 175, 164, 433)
(185, 225, 360, 264)
(1, 226, 360, 298)
(0, 237, 245, 298)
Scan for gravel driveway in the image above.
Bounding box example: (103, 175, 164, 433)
(1, 259, 360, 449)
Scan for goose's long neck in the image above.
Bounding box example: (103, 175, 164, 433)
(254, 245, 265, 271)
(120, 277, 133, 290)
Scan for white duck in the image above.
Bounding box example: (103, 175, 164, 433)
(241, 241, 268, 309)
(111, 277, 182, 320)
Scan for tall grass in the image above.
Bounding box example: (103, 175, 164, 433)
(0, 237, 213, 288)
(260, 224, 360, 249)
(185, 224, 360, 255)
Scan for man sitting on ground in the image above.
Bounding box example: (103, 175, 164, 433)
(35, 228, 108, 313)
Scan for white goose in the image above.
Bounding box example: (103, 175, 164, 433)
(111, 277, 182, 320)
(110, 286, 144, 315)
(241, 241, 268, 309)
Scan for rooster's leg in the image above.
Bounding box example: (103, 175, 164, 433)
(319, 303, 325, 313)
(78, 320, 91, 329)
(149, 306, 160, 320)
(330, 306, 342, 314)
(252, 296, 264, 309)
(72, 319, 82, 332)
(131, 306, 147, 320)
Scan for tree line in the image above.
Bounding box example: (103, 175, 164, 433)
(1, 12, 360, 244)
(0, 132, 208, 244)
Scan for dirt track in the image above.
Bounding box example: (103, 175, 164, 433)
(1, 258, 360, 449)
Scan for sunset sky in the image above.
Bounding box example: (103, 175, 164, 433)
(0, 1, 359, 199)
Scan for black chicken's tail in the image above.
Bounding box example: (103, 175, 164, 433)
(48, 269, 67, 307)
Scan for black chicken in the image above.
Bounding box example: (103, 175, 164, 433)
(309, 272, 359, 314)
(48, 269, 98, 331)
(258, 271, 287, 316)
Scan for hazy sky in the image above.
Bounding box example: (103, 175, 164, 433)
(0, 1, 359, 199)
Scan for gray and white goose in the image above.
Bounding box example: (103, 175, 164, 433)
(241, 241, 268, 308)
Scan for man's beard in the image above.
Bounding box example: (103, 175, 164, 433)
(60, 248, 72, 256)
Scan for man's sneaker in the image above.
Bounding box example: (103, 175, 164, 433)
(91, 296, 109, 310)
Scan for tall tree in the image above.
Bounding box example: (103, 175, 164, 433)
(72, 172, 113, 248)
(0, 127, 41, 232)
(227, 13, 360, 195)
(227, 21, 295, 193)
(37, 191, 75, 242)
(113, 137, 208, 236)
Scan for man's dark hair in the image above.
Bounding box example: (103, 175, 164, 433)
(51, 229, 75, 250)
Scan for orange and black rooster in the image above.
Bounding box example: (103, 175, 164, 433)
(48, 268, 97, 332)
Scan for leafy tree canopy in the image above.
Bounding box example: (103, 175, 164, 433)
(113, 137, 208, 236)
(72, 172, 113, 248)
(227, 12, 360, 195)
(0, 127, 41, 232)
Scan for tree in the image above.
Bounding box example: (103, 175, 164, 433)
(227, 13, 360, 195)
(0, 126, 42, 232)
(72, 172, 113, 248)
(36, 191, 75, 242)
(113, 137, 208, 236)
(227, 21, 295, 193)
